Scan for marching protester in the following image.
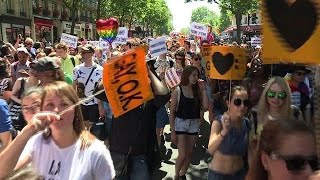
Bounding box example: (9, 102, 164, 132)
(73, 44, 104, 124)
(0, 81, 115, 180)
(11, 47, 31, 83)
(0, 98, 13, 153)
(248, 119, 317, 180)
(170, 66, 208, 180)
(0, 60, 12, 103)
(55, 42, 80, 78)
(207, 86, 250, 180)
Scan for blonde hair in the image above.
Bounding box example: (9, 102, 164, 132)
(257, 77, 292, 124)
(41, 81, 95, 149)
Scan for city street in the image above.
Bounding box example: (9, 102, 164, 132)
(152, 112, 212, 180)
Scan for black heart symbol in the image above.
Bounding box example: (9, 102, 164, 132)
(212, 52, 234, 75)
(265, 0, 318, 50)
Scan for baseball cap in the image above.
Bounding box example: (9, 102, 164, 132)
(80, 44, 95, 53)
(17, 47, 30, 55)
(34, 57, 60, 72)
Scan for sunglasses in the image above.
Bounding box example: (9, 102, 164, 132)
(270, 153, 318, 172)
(295, 71, 306, 76)
(194, 58, 201, 61)
(266, 90, 287, 99)
(233, 98, 251, 107)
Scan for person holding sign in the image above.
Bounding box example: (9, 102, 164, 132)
(0, 81, 115, 180)
(207, 86, 250, 180)
(169, 66, 208, 180)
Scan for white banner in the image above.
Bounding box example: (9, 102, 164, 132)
(251, 37, 261, 47)
(113, 27, 128, 45)
(190, 22, 208, 38)
(60, 33, 78, 48)
(149, 36, 167, 57)
(165, 68, 180, 88)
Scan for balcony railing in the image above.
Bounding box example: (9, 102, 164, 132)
(7, 9, 14, 14)
(20, 11, 26, 17)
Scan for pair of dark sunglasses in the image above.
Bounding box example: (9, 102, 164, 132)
(266, 90, 287, 99)
(295, 71, 306, 76)
(270, 153, 318, 172)
(194, 58, 201, 61)
(233, 98, 250, 107)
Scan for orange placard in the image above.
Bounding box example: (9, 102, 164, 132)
(103, 47, 154, 118)
(262, 0, 320, 64)
(202, 45, 247, 80)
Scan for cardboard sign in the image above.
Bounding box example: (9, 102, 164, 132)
(202, 45, 247, 80)
(103, 47, 154, 117)
(87, 41, 100, 48)
(60, 33, 78, 48)
(149, 36, 167, 57)
(251, 37, 261, 47)
(262, 0, 320, 64)
(190, 22, 208, 38)
(165, 68, 181, 88)
(114, 27, 128, 44)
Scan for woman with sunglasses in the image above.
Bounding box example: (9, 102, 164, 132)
(170, 65, 208, 180)
(247, 119, 317, 180)
(255, 77, 302, 137)
(207, 86, 251, 180)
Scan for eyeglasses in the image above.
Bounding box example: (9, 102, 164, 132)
(175, 57, 185, 61)
(22, 104, 41, 113)
(270, 153, 318, 172)
(295, 71, 306, 76)
(266, 90, 287, 99)
(233, 98, 251, 107)
(81, 51, 92, 55)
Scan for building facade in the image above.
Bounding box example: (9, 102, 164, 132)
(0, 0, 96, 44)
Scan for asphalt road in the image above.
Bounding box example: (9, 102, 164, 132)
(152, 112, 212, 180)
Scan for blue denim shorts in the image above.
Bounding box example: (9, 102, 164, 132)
(207, 168, 246, 180)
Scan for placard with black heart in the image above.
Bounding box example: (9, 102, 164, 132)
(201, 46, 247, 80)
(262, 0, 320, 64)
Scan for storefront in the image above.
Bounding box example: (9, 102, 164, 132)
(0, 15, 31, 43)
(82, 22, 93, 40)
(33, 17, 53, 44)
(62, 21, 82, 37)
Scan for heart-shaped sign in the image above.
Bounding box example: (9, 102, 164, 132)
(96, 17, 119, 44)
(265, 0, 318, 50)
(212, 52, 234, 75)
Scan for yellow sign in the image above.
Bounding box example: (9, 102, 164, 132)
(262, 0, 320, 64)
(103, 47, 154, 118)
(202, 45, 247, 80)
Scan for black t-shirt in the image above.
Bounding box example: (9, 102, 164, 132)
(109, 94, 170, 155)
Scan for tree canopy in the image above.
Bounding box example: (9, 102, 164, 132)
(190, 6, 220, 30)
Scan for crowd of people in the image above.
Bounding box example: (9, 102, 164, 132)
(0, 29, 319, 180)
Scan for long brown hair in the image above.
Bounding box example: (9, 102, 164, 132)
(180, 66, 201, 105)
(248, 119, 315, 180)
(41, 81, 94, 149)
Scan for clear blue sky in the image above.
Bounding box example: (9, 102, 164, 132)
(165, 0, 220, 31)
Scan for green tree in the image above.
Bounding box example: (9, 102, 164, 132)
(214, 0, 260, 43)
(190, 6, 220, 29)
(180, 28, 190, 35)
(218, 8, 231, 32)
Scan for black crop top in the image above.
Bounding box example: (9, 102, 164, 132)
(176, 87, 201, 119)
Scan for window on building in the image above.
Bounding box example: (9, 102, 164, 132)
(32, 0, 38, 7)
(42, 0, 47, 8)
(20, 0, 26, 12)
(251, 13, 258, 24)
(6, 0, 13, 10)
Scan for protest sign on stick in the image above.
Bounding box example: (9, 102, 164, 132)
(262, 0, 320, 64)
(149, 36, 167, 57)
(114, 27, 128, 44)
(165, 68, 181, 88)
(202, 45, 247, 80)
(60, 33, 78, 48)
(190, 22, 208, 39)
(103, 47, 154, 117)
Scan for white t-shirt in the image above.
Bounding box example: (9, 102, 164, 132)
(73, 63, 103, 105)
(20, 133, 115, 180)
